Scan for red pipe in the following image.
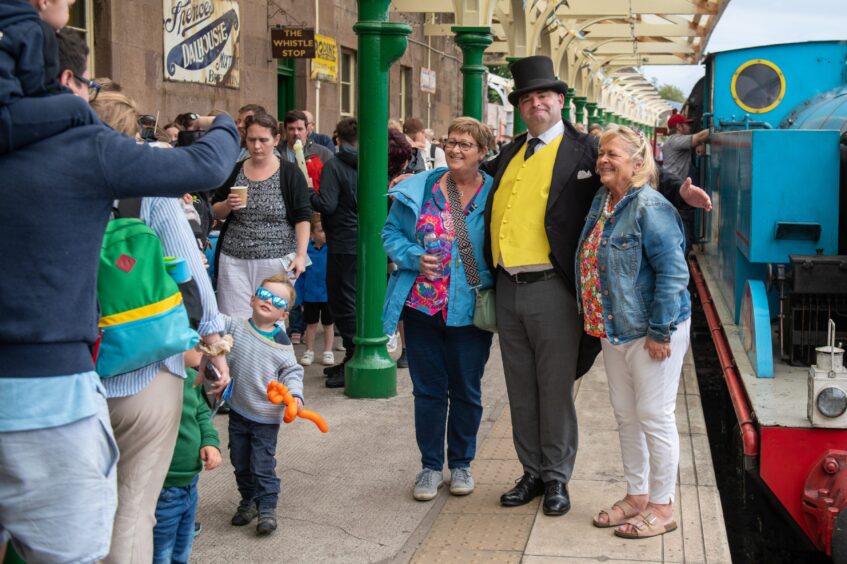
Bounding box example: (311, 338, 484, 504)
(688, 256, 759, 458)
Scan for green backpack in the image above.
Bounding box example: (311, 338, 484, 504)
(94, 217, 199, 378)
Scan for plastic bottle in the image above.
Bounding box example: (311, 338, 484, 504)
(422, 224, 442, 280)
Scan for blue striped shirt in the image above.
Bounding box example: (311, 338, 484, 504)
(102, 197, 224, 399)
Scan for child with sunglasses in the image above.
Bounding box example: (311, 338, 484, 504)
(220, 273, 304, 536)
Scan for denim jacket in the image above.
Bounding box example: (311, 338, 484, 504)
(382, 168, 494, 335)
(575, 184, 690, 344)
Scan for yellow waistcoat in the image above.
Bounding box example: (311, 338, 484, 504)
(491, 135, 563, 268)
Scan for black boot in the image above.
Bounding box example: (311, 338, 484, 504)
(325, 363, 345, 388)
(256, 512, 278, 535)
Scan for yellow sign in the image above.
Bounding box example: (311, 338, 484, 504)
(311, 34, 338, 82)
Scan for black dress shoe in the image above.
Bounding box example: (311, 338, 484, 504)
(542, 480, 571, 516)
(500, 473, 544, 506)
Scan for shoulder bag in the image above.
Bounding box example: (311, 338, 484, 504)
(444, 174, 497, 333)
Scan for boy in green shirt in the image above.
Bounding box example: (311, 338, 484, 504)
(152, 368, 221, 563)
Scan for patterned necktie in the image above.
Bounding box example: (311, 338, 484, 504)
(524, 137, 542, 160)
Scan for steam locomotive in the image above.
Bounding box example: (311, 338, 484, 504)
(684, 40, 847, 561)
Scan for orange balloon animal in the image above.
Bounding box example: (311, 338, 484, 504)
(266, 381, 329, 433)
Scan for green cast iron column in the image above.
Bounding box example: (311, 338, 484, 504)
(596, 108, 605, 126)
(573, 96, 587, 127)
(562, 87, 574, 122)
(585, 102, 597, 125)
(346, 1, 411, 398)
(452, 26, 493, 121)
(506, 56, 526, 135)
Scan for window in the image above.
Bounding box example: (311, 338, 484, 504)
(731, 59, 785, 114)
(67, 0, 95, 74)
(340, 50, 356, 117)
(399, 66, 413, 121)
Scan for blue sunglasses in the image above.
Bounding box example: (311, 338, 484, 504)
(255, 287, 288, 310)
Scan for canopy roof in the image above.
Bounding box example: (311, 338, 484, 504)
(391, 0, 729, 124)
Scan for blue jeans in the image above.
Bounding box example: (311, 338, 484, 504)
(228, 410, 280, 513)
(402, 306, 493, 471)
(152, 475, 198, 564)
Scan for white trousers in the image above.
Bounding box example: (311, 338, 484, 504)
(217, 253, 288, 319)
(601, 318, 691, 504)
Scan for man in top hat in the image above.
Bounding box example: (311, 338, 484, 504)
(480, 55, 711, 516)
(662, 109, 709, 180)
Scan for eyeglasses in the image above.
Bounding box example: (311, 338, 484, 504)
(255, 287, 289, 310)
(73, 74, 101, 102)
(444, 139, 480, 151)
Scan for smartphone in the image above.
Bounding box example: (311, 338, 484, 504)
(206, 362, 222, 381)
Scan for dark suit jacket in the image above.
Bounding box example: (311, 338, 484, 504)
(481, 121, 685, 376)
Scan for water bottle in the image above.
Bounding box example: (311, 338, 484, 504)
(422, 225, 442, 280)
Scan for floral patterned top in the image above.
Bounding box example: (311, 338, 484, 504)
(579, 200, 611, 338)
(405, 179, 482, 319)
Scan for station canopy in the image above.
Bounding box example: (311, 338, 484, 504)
(391, 0, 729, 125)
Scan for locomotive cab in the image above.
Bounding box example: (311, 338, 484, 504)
(692, 40, 847, 560)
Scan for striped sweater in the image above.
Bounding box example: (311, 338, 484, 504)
(223, 316, 304, 424)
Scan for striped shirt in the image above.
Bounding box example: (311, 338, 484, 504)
(102, 197, 225, 399)
(223, 315, 304, 424)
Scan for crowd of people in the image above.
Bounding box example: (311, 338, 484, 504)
(0, 0, 715, 561)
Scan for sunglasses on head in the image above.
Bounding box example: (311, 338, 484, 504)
(255, 287, 288, 310)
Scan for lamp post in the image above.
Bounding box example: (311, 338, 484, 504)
(346, 0, 411, 398)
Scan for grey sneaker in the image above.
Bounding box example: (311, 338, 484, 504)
(450, 467, 474, 496)
(413, 468, 444, 501)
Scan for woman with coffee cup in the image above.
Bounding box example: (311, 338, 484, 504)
(212, 112, 312, 318)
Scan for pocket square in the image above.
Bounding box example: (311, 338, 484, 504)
(577, 170, 593, 180)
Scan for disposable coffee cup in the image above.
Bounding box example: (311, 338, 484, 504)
(231, 186, 248, 209)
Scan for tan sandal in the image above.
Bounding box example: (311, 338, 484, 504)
(614, 512, 678, 539)
(592, 498, 640, 528)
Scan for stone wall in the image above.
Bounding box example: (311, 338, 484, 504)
(92, 0, 465, 135)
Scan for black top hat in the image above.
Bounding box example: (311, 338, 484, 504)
(508, 56, 569, 106)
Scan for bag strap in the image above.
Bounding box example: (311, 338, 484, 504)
(443, 174, 481, 290)
(114, 197, 143, 219)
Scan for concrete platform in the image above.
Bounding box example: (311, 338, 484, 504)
(190, 336, 731, 563)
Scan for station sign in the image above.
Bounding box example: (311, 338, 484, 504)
(271, 28, 316, 59)
(311, 35, 338, 82)
(163, 0, 240, 88)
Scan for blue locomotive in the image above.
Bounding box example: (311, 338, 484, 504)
(686, 40, 847, 561)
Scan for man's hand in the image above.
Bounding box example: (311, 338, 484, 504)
(679, 177, 712, 211)
(644, 338, 672, 361)
(200, 446, 221, 470)
(389, 173, 413, 189)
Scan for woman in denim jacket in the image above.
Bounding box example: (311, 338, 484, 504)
(382, 117, 494, 502)
(575, 126, 691, 539)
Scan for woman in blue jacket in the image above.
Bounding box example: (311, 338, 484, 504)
(576, 126, 691, 539)
(382, 117, 494, 502)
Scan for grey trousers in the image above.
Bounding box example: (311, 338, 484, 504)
(496, 269, 582, 483)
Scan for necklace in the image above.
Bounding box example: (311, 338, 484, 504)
(602, 191, 615, 217)
(446, 172, 480, 199)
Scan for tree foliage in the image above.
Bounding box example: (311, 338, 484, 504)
(658, 84, 685, 103)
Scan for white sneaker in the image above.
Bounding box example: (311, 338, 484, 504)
(449, 467, 474, 496)
(386, 332, 400, 353)
(299, 350, 314, 366)
(321, 351, 335, 366)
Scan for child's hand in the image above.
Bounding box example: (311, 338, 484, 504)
(200, 446, 221, 470)
(295, 397, 304, 410)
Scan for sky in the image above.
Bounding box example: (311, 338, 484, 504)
(642, 0, 847, 98)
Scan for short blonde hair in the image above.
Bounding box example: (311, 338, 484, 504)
(447, 117, 494, 152)
(91, 91, 138, 137)
(598, 125, 658, 188)
(259, 273, 296, 310)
